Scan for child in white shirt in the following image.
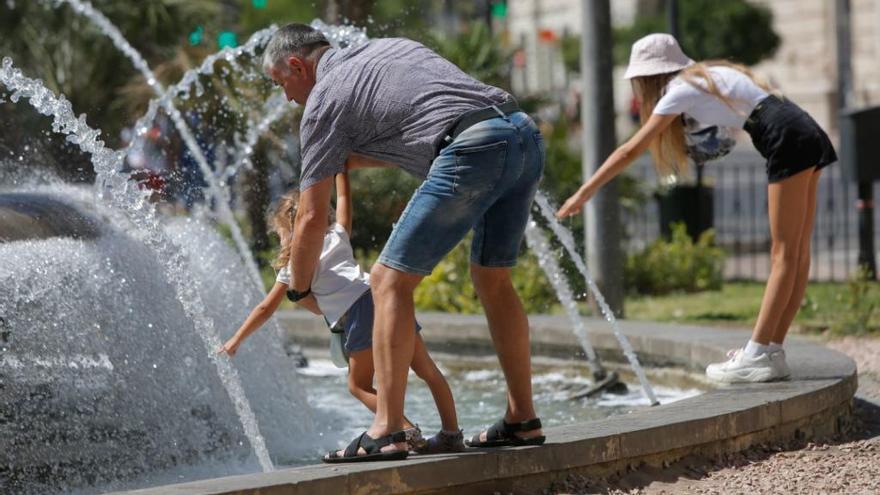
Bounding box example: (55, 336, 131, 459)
(219, 173, 463, 455)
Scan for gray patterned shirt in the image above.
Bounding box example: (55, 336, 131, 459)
(298, 38, 511, 190)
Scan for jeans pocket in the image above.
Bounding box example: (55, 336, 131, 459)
(453, 140, 508, 196)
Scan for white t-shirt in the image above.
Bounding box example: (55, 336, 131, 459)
(276, 223, 370, 327)
(653, 66, 768, 129)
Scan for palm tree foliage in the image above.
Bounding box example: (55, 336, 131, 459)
(0, 1, 219, 158)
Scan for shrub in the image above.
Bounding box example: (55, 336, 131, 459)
(357, 238, 559, 315)
(414, 239, 558, 314)
(625, 223, 724, 295)
(826, 269, 880, 336)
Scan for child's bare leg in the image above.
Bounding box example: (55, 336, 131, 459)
(410, 335, 458, 432)
(348, 349, 415, 429)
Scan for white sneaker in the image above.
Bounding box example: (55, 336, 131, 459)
(769, 349, 791, 380)
(706, 349, 779, 383)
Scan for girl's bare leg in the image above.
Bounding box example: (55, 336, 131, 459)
(409, 335, 458, 432)
(751, 168, 816, 345)
(771, 169, 822, 344)
(347, 349, 414, 429)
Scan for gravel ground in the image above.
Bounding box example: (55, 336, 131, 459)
(548, 337, 880, 495)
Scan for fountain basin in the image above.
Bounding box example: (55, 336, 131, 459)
(113, 312, 857, 495)
(0, 192, 314, 495)
(0, 192, 101, 241)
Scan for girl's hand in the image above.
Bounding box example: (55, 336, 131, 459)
(556, 188, 593, 218)
(218, 336, 242, 357)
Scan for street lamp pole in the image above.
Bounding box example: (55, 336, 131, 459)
(581, 0, 624, 316)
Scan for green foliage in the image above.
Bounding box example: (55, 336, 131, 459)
(829, 276, 880, 336)
(612, 0, 779, 66)
(413, 241, 482, 314)
(426, 22, 512, 90)
(677, 0, 780, 65)
(539, 120, 584, 202)
(538, 119, 648, 258)
(560, 33, 582, 75)
(348, 167, 420, 253)
(411, 239, 558, 315)
(626, 281, 762, 324)
(800, 268, 880, 336)
(625, 223, 724, 295)
(0, 0, 220, 149)
(626, 279, 880, 334)
(354, 240, 558, 315)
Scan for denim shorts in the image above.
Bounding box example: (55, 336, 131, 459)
(377, 111, 545, 275)
(341, 289, 420, 353)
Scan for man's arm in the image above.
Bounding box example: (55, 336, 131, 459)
(291, 176, 334, 292)
(345, 153, 396, 170)
(335, 173, 352, 235)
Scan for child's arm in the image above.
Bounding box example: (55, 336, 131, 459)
(335, 172, 353, 236)
(556, 113, 678, 218)
(218, 282, 288, 356)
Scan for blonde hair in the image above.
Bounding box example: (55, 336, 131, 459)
(270, 192, 299, 271)
(632, 60, 776, 179)
(269, 190, 336, 271)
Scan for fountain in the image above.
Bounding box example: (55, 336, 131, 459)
(533, 192, 659, 405)
(0, 59, 312, 492)
(45, 0, 266, 289)
(0, 5, 676, 493)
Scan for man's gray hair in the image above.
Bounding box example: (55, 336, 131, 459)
(262, 23, 330, 73)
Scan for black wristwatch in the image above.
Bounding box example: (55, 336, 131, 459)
(286, 287, 312, 302)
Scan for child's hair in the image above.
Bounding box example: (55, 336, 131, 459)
(632, 60, 777, 179)
(269, 190, 336, 270)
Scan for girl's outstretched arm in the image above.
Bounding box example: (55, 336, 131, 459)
(218, 282, 288, 356)
(335, 172, 353, 236)
(556, 113, 679, 218)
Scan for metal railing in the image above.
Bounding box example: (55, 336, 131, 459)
(623, 149, 877, 281)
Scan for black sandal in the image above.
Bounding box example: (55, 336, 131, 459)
(465, 418, 545, 448)
(322, 430, 409, 463)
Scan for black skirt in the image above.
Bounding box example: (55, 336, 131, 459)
(743, 95, 837, 183)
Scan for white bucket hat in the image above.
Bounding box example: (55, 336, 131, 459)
(623, 33, 695, 79)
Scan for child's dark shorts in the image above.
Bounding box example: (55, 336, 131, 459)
(340, 289, 421, 353)
(743, 95, 837, 183)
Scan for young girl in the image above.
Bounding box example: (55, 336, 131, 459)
(557, 34, 836, 383)
(218, 172, 465, 458)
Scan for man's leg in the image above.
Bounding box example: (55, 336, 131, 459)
(470, 264, 542, 441)
(365, 263, 424, 452)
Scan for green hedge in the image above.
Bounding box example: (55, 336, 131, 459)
(625, 223, 725, 295)
(356, 238, 558, 315)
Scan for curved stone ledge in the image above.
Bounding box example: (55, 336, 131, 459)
(0, 193, 102, 242)
(115, 312, 857, 495)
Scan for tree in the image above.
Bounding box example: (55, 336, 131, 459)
(426, 22, 512, 91)
(0, 1, 220, 138)
(614, 0, 780, 65)
(0, 0, 220, 179)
